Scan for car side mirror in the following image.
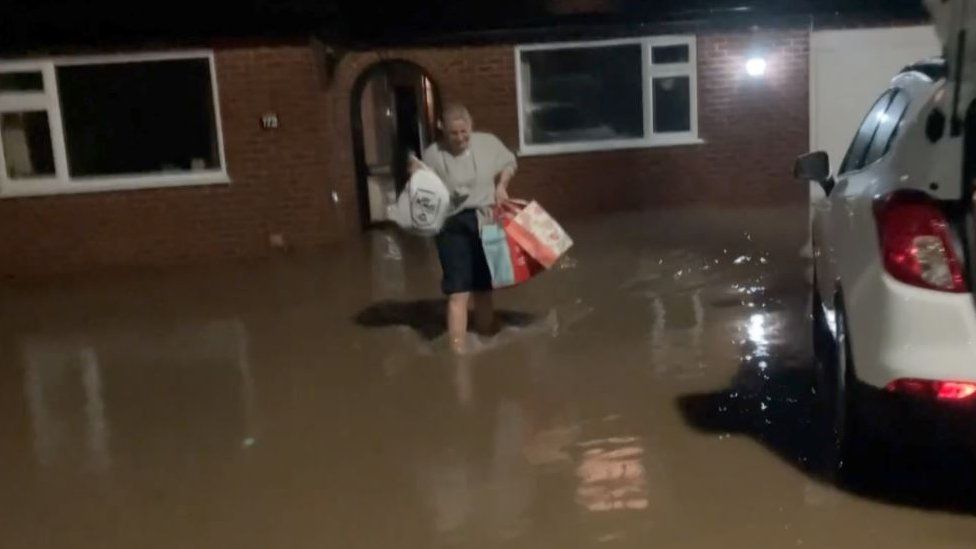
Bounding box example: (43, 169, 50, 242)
(794, 151, 834, 194)
(794, 151, 830, 181)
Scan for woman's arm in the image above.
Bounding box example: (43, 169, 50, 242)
(491, 135, 518, 202)
(407, 153, 425, 175)
(495, 165, 515, 202)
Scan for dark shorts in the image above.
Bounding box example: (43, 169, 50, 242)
(435, 209, 492, 295)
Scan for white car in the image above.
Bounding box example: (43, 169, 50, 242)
(796, 27, 976, 471)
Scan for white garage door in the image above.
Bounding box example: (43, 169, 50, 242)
(810, 26, 940, 173)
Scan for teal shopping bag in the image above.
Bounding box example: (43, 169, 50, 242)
(480, 223, 515, 288)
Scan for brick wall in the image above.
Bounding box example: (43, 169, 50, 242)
(0, 29, 809, 276)
(0, 42, 348, 277)
(333, 29, 809, 220)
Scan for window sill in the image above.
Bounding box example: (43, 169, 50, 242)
(0, 171, 231, 199)
(518, 137, 705, 157)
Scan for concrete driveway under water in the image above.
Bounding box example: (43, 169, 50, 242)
(1, 207, 975, 548)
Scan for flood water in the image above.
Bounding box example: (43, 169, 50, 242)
(2, 207, 975, 548)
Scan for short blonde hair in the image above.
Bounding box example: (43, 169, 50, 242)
(441, 103, 473, 126)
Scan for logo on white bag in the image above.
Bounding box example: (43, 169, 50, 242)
(411, 189, 442, 228)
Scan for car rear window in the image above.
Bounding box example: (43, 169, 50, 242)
(863, 90, 910, 166)
(840, 90, 894, 174)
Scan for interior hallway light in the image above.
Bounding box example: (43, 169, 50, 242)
(746, 57, 767, 77)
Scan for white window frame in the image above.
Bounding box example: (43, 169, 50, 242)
(0, 50, 229, 198)
(515, 35, 702, 156)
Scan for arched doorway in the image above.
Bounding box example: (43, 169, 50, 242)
(351, 61, 439, 229)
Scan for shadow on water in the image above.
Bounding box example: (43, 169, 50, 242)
(354, 299, 538, 340)
(677, 333, 976, 515)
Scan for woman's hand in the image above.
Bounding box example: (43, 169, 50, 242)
(408, 155, 425, 175)
(495, 166, 515, 204)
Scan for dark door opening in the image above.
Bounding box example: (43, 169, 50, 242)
(351, 61, 439, 229)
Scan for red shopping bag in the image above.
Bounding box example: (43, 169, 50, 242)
(495, 205, 544, 287)
(503, 200, 574, 268)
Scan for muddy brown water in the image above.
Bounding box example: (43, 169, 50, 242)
(2, 207, 976, 548)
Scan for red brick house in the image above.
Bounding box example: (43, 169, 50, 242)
(0, 1, 928, 276)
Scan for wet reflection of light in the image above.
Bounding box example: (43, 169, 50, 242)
(575, 438, 649, 512)
(24, 340, 111, 471)
(22, 319, 258, 468)
(747, 314, 768, 346)
(744, 312, 772, 362)
(233, 321, 259, 449)
(370, 230, 407, 299)
(420, 400, 532, 540)
(453, 355, 473, 407)
(649, 291, 705, 376)
(733, 284, 764, 296)
(824, 307, 837, 336)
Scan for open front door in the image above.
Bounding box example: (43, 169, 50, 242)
(352, 61, 438, 228)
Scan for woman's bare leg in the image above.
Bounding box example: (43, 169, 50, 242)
(448, 292, 471, 352)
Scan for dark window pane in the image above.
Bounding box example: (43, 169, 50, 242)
(840, 91, 893, 173)
(864, 90, 910, 165)
(652, 45, 690, 64)
(1, 111, 55, 179)
(521, 44, 644, 145)
(0, 72, 44, 92)
(653, 76, 691, 133)
(56, 58, 220, 178)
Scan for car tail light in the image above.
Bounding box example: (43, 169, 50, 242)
(874, 192, 966, 292)
(885, 379, 976, 400)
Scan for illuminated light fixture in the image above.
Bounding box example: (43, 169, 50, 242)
(746, 57, 767, 77)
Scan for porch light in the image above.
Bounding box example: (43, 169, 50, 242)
(746, 57, 767, 77)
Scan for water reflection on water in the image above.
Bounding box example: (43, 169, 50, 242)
(3, 208, 976, 548)
(576, 436, 648, 512)
(19, 319, 257, 473)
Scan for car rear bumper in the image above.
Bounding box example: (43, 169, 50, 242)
(847, 273, 976, 390)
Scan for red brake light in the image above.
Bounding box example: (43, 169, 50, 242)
(884, 378, 931, 397)
(874, 192, 966, 292)
(885, 379, 976, 401)
(936, 381, 976, 400)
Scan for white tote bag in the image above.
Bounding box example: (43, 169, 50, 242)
(387, 168, 452, 237)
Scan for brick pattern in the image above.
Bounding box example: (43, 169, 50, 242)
(0, 30, 809, 276)
(334, 30, 809, 219)
(0, 43, 341, 276)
